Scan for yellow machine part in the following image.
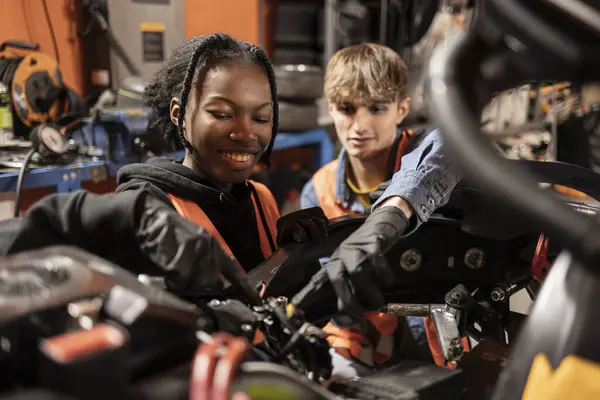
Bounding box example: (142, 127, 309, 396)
(522, 354, 600, 399)
(9, 52, 64, 127)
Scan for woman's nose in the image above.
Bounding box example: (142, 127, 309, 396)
(229, 116, 256, 142)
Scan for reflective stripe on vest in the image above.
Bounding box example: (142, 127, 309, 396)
(313, 129, 413, 219)
(166, 180, 279, 264)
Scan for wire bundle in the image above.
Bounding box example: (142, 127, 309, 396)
(0, 57, 22, 87)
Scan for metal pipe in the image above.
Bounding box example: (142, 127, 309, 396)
(382, 303, 438, 317)
(323, 0, 338, 67)
(379, 0, 389, 44)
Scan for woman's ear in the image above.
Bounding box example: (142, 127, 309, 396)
(170, 97, 183, 127)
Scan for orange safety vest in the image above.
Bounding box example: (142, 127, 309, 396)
(167, 180, 279, 345)
(167, 180, 279, 266)
(312, 129, 413, 219)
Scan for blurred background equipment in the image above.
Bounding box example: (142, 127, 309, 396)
(0, 0, 597, 217)
(0, 41, 87, 140)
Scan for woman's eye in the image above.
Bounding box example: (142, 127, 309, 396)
(210, 112, 232, 120)
(253, 117, 271, 124)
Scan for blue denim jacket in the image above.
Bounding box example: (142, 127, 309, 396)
(300, 128, 461, 225)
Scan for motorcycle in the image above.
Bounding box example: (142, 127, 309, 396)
(2, 155, 600, 399)
(3, 0, 600, 399)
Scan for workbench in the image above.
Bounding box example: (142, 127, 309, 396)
(0, 127, 333, 194)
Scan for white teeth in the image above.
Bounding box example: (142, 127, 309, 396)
(222, 152, 252, 162)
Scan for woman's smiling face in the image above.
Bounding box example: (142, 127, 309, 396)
(171, 62, 273, 190)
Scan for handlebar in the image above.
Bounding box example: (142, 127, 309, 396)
(425, 27, 600, 269)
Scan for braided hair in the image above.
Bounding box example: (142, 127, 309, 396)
(144, 33, 278, 163)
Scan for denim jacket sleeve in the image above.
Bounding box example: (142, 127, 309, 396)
(300, 179, 320, 209)
(372, 128, 461, 227)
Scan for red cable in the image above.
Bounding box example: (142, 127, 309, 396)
(531, 234, 551, 281)
(190, 332, 251, 400)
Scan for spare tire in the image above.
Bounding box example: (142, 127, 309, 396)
(274, 4, 319, 47)
(272, 48, 320, 66)
(279, 102, 319, 132)
(275, 65, 324, 101)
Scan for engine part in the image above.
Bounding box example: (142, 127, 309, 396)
(274, 65, 324, 101)
(424, 0, 600, 397)
(464, 247, 486, 269)
(232, 362, 338, 400)
(400, 248, 423, 271)
(329, 359, 464, 400)
(278, 102, 319, 132)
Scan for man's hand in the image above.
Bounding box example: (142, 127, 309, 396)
(376, 196, 414, 219)
(276, 207, 328, 247)
(292, 206, 410, 319)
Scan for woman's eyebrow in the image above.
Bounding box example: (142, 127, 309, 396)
(206, 95, 272, 109)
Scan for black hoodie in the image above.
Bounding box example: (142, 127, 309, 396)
(116, 157, 266, 272)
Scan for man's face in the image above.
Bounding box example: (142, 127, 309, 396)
(329, 96, 410, 160)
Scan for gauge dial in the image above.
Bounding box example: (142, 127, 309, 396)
(39, 125, 68, 154)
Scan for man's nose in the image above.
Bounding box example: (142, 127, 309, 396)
(351, 107, 372, 134)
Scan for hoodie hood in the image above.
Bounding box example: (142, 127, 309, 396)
(116, 157, 251, 205)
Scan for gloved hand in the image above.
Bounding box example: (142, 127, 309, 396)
(137, 195, 261, 305)
(276, 206, 328, 247)
(292, 206, 410, 319)
(369, 179, 391, 205)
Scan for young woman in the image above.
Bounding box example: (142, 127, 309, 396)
(0, 33, 327, 287)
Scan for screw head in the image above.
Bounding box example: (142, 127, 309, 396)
(465, 248, 486, 269)
(400, 249, 422, 272)
(491, 287, 506, 302)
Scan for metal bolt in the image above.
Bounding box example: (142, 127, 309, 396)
(276, 296, 288, 307)
(241, 324, 253, 332)
(400, 249, 422, 272)
(449, 338, 464, 357)
(464, 248, 486, 269)
(491, 287, 506, 302)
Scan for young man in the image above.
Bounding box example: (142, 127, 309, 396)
(299, 43, 464, 371)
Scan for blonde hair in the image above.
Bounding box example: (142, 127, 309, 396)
(324, 43, 408, 105)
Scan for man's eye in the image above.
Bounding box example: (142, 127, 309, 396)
(339, 105, 355, 114)
(370, 105, 388, 114)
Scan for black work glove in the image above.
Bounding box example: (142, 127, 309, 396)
(369, 179, 391, 205)
(137, 195, 261, 305)
(292, 206, 409, 319)
(276, 206, 328, 247)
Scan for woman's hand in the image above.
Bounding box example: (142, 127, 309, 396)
(276, 207, 328, 247)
